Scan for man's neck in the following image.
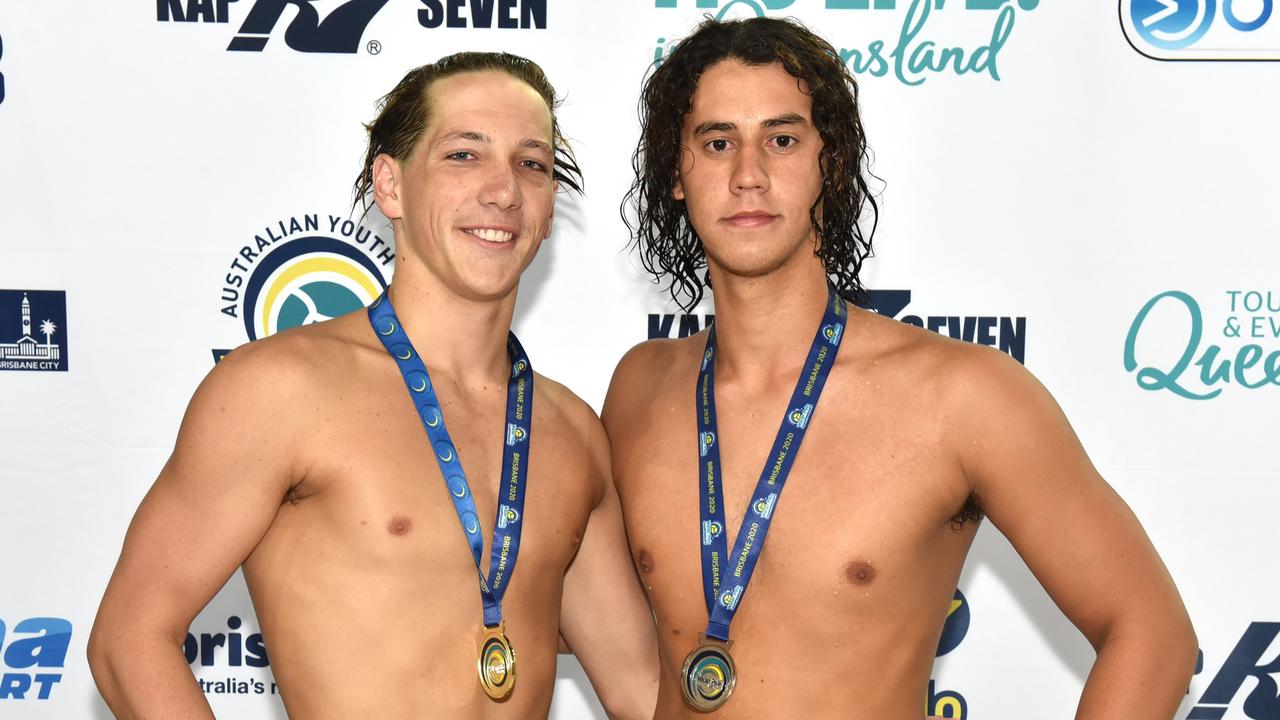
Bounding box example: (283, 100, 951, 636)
(384, 264, 517, 388)
(706, 253, 833, 386)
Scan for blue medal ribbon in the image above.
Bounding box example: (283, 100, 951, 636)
(696, 287, 846, 641)
(368, 292, 533, 628)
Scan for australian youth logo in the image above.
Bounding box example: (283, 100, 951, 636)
(653, 0, 1043, 86)
(861, 289, 1027, 364)
(505, 423, 528, 446)
(1124, 289, 1280, 399)
(497, 504, 521, 529)
(699, 431, 717, 457)
(719, 585, 744, 610)
(822, 322, 844, 346)
(752, 493, 778, 519)
(157, 0, 547, 54)
(1120, 0, 1280, 60)
(213, 213, 393, 362)
(0, 291, 68, 372)
(702, 520, 723, 545)
(787, 403, 814, 429)
(0, 617, 72, 701)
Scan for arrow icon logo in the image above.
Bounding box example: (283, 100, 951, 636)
(1143, 0, 1179, 27)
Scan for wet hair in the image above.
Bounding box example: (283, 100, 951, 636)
(353, 51, 582, 210)
(624, 17, 879, 311)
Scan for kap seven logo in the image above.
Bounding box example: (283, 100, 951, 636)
(1121, 0, 1280, 60)
(213, 213, 394, 361)
(158, 0, 548, 54)
(654, 0, 1044, 86)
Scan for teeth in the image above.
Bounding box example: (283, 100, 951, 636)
(469, 228, 514, 243)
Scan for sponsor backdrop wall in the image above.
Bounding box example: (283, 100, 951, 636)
(1, 1, 1277, 718)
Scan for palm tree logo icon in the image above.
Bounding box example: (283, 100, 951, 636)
(40, 319, 56, 349)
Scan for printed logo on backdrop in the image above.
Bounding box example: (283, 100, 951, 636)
(652, 0, 1043, 86)
(213, 213, 393, 362)
(1120, 0, 1280, 60)
(646, 290, 1027, 364)
(1188, 622, 1280, 719)
(0, 617, 71, 701)
(186, 616, 280, 696)
(0, 290, 68, 372)
(927, 588, 971, 718)
(157, 0, 548, 54)
(0, 30, 6, 105)
(1124, 290, 1280, 399)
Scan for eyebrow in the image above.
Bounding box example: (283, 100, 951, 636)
(692, 113, 810, 136)
(436, 130, 553, 155)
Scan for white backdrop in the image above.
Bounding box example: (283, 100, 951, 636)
(2, 1, 1278, 718)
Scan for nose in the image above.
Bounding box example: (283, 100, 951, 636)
(477, 162, 522, 211)
(730, 144, 769, 195)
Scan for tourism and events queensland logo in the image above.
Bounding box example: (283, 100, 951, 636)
(1124, 289, 1280, 399)
(157, 0, 548, 55)
(0, 290, 68, 372)
(213, 213, 394, 361)
(1120, 0, 1280, 60)
(653, 0, 1043, 86)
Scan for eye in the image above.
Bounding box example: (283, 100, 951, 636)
(705, 138, 732, 154)
(521, 159, 549, 173)
(445, 150, 475, 161)
(769, 135, 798, 150)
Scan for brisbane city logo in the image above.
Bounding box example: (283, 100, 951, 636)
(156, 0, 548, 54)
(1120, 0, 1280, 60)
(0, 290, 68, 372)
(213, 213, 394, 361)
(653, 0, 1043, 86)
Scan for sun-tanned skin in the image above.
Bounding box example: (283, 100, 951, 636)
(89, 69, 658, 720)
(604, 59, 1197, 719)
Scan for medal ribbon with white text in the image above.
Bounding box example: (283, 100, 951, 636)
(368, 292, 533, 628)
(696, 287, 846, 641)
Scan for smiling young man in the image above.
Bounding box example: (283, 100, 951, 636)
(605, 18, 1197, 719)
(89, 53, 657, 719)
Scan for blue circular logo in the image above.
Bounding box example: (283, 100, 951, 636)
(1130, 0, 1217, 50)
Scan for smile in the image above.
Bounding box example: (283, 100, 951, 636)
(464, 227, 516, 244)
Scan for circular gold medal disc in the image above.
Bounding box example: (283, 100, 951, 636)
(681, 639, 736, 712)
(477, 624, 517, 700)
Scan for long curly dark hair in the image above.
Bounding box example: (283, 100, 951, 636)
(353, 51, 582, 211)
(624, 17, 878, 311)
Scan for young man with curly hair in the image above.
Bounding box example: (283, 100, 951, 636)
(605, 17, 1195, 718)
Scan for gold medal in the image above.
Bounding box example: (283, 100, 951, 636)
(681, 637, 736, 712)
(477, 622, 516, 700)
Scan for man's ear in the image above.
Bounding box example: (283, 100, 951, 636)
(673, 176, 684, 201)
(372, 153, 404, 220)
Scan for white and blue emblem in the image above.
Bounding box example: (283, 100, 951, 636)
(511, 359, 527, 378)
(699, 431, 716, 457)
(701, 347, 713, 370)
(719, 585, 744, 611)
(822, 322, 844, 346)
(787, 403, 814, 429)
(506, 423, 527, 446)
(498, 504, 520, 529)
(752, 493, 778, 520)
(701, 520, 723, 546)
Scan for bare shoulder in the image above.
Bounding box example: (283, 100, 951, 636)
(603, 333, 705, 422)
(534, 372, 609, 503)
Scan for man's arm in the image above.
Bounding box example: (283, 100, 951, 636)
(557, 398, 659, 720)
(950, 346, 1197, 720)
(87, 342, 300, 719)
